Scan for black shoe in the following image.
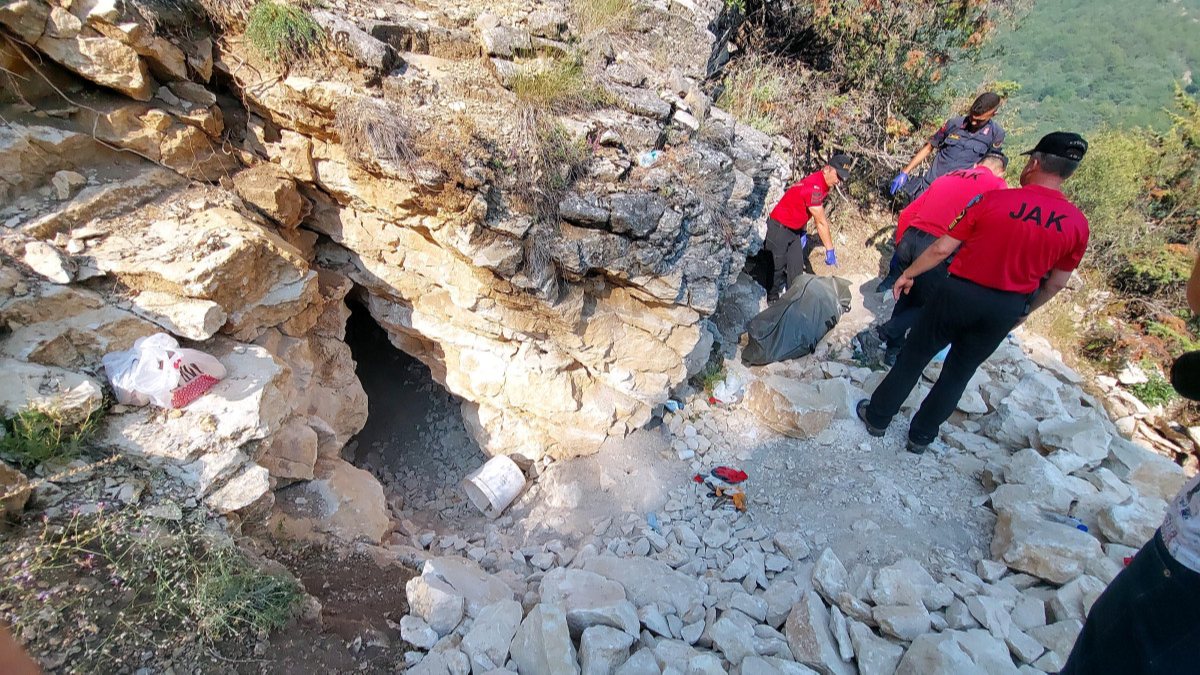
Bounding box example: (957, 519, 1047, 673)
(883, 345, 902, 367)
(906, 438, 928, 455)
(876, 277, 897, 293)
(856, 399, 886, 437)
(854, 329, 885, 357)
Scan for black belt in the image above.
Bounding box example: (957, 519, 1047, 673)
(767, 217, 805, 234)
(948, 274, 1040, 315)
(947, 274, 1030, 297)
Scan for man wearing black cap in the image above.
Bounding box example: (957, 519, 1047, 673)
(874, 151, 1010, 366)
(857, 132, 1090, 453)
(763, 154, 852, 300)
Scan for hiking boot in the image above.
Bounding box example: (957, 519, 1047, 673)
(856, 399, 886, 437)
(883, 344, 902, 367)
(906, 438, 929, 455)
(853, 329, 885, 359)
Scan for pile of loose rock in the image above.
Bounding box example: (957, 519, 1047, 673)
(389, 332, 1189, 674)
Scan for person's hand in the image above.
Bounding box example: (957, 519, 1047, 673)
(825, 249, 838, 266)
(888, 172, 909, 195)
(893, 275, 914, 299)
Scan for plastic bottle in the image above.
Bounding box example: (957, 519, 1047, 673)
(638, 149, 662, 167)
(1041, 510, 1089, 533)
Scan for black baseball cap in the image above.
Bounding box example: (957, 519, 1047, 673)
(1021, 132, 1088, 161)
(827, 154, 853, 180)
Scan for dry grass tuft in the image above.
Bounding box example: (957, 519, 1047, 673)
(510, 60, 611, 114)
(570, 0, 639, 35)
(715, 53, 806, 137)
(195, 0, 255, 28)
(510, 107, 593, 225)
(335, 97, 418, 167)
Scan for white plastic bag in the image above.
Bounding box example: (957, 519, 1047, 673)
(102, 333, 226, 408)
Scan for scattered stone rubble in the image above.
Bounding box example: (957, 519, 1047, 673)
(385, 333, 1188, 674)
(1, 0, 1196, 672)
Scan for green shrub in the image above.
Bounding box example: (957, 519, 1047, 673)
(1114, 246, 1192, 297)
(1129, 372, 1176, 407)
(0, 505, 303, 667)
(244, 1, 322, 65)
(511, 60, 610, 113)
(190, 545, 302, 637)
(0, 408, 99, 470)
(1064, 128, 1156, 269)
(1147, 320, 1200, 353)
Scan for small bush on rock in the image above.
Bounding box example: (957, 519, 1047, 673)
(571, 0, 638, 35)
(0, 408, 100, 470)
(511, 60, 610, 113)
(244, 1, 322, 65)
(0, 504, 302, 667)
(1130, 371, 1177, 407)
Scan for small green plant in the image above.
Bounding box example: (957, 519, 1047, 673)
(535, 122, 592, 193)
(1114, 246, 1193, 298)
(0, 408, 100, 470)
(1148, 320, 1200, 353)
(511, 60, 610, 113)
(244, 1, 322, 65)
(190, 546, 302, 637)
(692, 352, 727, 395)
(723, 0, 746, 14)
(1, 505, 302, 667)
(1129, 372, 1177, 407)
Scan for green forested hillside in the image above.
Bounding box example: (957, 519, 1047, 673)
(978, 0, 1200, 139)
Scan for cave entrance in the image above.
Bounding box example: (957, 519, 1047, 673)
(343, 296, 486, 512)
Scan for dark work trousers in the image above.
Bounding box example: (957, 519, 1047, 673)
(1061, 530, 1200, 674)
(878, 228, 949, 351)
(864, 275, 1027, 445)
(764, 217, 814, 297)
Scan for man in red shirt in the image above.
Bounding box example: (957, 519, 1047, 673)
(858, 132, 1090, 453)
(763, 155, 853, 299)
(876, 152, 1009, 365)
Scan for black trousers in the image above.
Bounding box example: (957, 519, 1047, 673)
(864, 276, 1026, 445)
(764, 218, 814, 297)
(879, 228, 949, 350)
(1061, 530, 1200, 674)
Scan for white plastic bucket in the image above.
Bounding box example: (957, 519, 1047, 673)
(462, 455, 526, 518)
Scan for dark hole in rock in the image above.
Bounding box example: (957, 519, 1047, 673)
(342, 296, 485, 509)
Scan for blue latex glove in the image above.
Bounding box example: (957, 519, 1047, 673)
(888, 172, 909, 195)
(825, 249, 838, 266)
(800, 234, 808, 249)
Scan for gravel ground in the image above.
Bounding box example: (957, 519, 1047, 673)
(348, 273, 995, 577)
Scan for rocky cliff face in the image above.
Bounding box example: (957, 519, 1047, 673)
(0, 0, 786, 535)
